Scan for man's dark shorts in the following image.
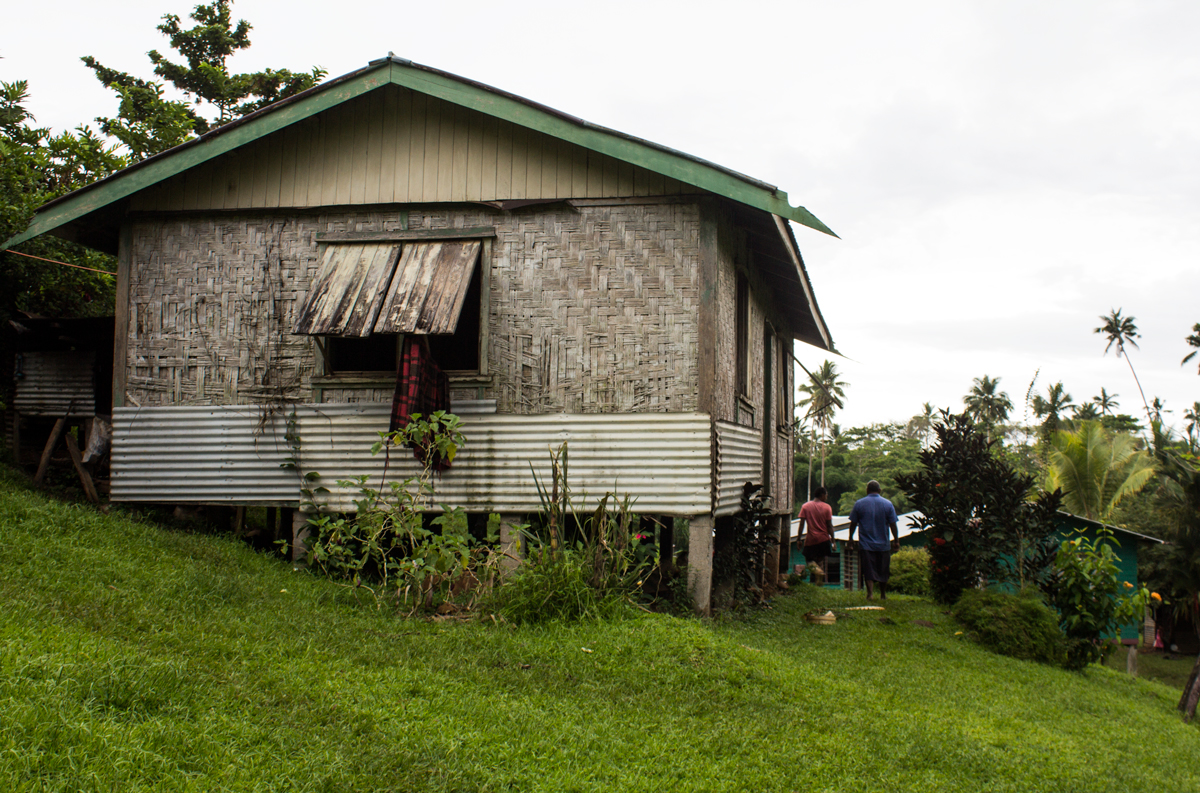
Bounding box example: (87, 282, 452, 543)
(859, 548, 891, 582)
(803, 541, 832, 563)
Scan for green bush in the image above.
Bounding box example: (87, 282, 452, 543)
(889, 547, 932, 596)
(952, 588, 1065, 666)
(488, 548, 632, 624)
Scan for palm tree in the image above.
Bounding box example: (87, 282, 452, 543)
(1091, 387, 1119, 417)
(963, 375, 1013, 442)
(1095, 309, 1151, 424)
(797, 360, 847, 491)
(906, 402, 937, 448)
(1150, 396, 1169, 425)
(1032, 382, 1073, 450)
(1184, 402, 1200, 454)
(1047, 421, 1156, 523)
(1183, 322, 1200, 373)
(1071, 402, 1102, 422)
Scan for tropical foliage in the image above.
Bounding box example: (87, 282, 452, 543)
(1095, 308, 1151, 424)
(796, 359, 847, 490)
(1046, 421, 1155, 523)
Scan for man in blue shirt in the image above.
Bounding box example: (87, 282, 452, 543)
(847, 480, 899, 600)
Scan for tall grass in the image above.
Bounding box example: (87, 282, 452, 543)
(0, 463, 1197, 791)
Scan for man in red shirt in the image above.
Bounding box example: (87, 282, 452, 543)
(799, 486, 834, 585)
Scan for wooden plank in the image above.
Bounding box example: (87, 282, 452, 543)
(112, 223, 132, 409)
(602, 154, 619, 197)
(423, 95, 442, 202)
(555, 137, 572, 199)
(570, 141, 587, 198)
(179, 167, 200, 210)
(408, 91, 428, 200)
(277, 122, 298, 207)
(377, 86, 397, 204)
(618, 161, 635, 197)
(295, 243, 399, 336)
(264, 129, 285, 207)
(349, 92, 371, 205)
(450, 103, 470, 202)
(317, 227, 496, 242)
(436, 99, 456, 202)
(586, 150, 603, 197)
(696, 198, 719, 417)
(363, 88, 385, 205)
(241, 139, 264, 207)
(64, 433, 100, 504)
(478, 237, 492, 376)
(392, 87, 412, 202)
(525, 129, 542, 199)
(34, 416, 68, 485)
(324, 103, 348, 205)
(303, 115, 324, 207)
(495, 119, 513, 199)
(374, 241, 480, 334)
(510, 124, 527, 200)
(190, 159, 214, 209)
(464, 105, 484, 201)
(479, 113, 498, 200)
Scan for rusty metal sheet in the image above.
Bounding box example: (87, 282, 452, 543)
(13, 351, 96, 417)
(110, 403, 713, 515)
(713, 420, 762, 517)
(373, 241, 480, 334)
(293, 243, 399, 337)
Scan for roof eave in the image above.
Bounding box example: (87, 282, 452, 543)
(4, 57, 837, 251)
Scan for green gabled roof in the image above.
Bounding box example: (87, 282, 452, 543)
(4, 56, 835, 251)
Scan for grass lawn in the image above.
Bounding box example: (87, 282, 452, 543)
(1103, 646, 1197, 690)
(1, 464, 1197, 792)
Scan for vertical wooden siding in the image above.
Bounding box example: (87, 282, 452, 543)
(130, 85, 689, 212)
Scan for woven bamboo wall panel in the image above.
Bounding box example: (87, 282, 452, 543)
(129, 85, 689, 212)
(126, 204, 701, 414)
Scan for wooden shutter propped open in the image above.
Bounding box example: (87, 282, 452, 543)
(373, 241, 481, 335)
(293, 243, 400, 336)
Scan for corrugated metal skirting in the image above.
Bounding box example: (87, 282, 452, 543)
(112, 405, 712, 514)
(13, 351, 96, 417)
(713, 420, 762, 517)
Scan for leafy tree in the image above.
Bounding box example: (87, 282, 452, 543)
(1032, 382, 1074, 448)
(1143, 426, 1200, 720)
(1046, 421, 1155, 523)
(796, 360, 847, 492)
(82, 0, 326, 160)
(897, 411, 1063, 604)
(0, 80, 124, 321)
(1095, 309, 1151, 424)
(905, 402, 937, 449)
(963, 375, 1013, 442)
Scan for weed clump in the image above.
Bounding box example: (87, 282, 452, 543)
(889, 547, 932, 597)
(952, 588, 1065, 666)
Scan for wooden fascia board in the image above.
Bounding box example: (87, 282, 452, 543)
(382, 63, 836, 237)
(772, 214, 832, 350)
(3, 69, 391, 250)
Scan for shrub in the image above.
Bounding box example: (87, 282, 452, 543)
(488, 548, 632, 624)
(952, 588, 1066, 666)
(1050, 528, 1149, 671)
(889, 547, 932, 596)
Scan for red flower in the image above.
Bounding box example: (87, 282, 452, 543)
(933, 537, 946, 546)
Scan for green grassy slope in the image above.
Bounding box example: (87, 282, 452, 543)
(0, 467, 1196, 792)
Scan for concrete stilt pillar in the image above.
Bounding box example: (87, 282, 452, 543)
(498, 514, 523, 574)
(291, 509, 311, 564)
(688, 514, 714, 617)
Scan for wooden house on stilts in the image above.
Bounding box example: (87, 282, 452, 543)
(5, 57, 837, 614)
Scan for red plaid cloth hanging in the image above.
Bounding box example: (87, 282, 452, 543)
(389, 336, 451, 470)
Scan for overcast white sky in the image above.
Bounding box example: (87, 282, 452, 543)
(4, 0, 1199, 433)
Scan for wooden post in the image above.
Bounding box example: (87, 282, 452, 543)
(688, 514, 714, 617)
(233, 506, 246, 535)
(34, 417, 68, 485)
(498, 513, 523, 574)
(11, 410, 20, 465)
(1126, 645, 1138, 677)
(764, 515, 782, 591)
(63, 433, 100, 504)
(291, 510, 310, 564)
